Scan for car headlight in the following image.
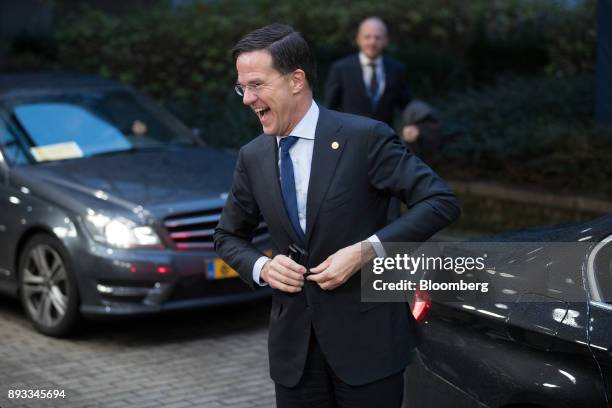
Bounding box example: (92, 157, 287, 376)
(85, 212, 161, 249)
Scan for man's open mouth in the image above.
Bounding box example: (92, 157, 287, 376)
(254, 107, 271, 120)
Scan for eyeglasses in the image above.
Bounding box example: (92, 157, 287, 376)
(234, 73, 290, 97)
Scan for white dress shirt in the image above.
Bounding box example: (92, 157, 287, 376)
(359, 52, 385, 100)
(252, 101, 385, 285)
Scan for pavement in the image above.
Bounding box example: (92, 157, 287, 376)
(0, 297, 275, 408)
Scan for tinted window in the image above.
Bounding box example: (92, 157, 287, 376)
(593, 242, 612, 303)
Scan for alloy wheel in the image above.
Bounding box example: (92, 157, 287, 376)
(21, 244, 69, 329)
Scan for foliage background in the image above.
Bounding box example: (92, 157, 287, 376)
(1, 0, 607, 198)
(4, 0, 595, 96)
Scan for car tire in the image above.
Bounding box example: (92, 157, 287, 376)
(18, 234, 80, 337)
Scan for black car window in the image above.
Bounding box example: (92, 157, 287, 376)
(594, 241, 612, 304)
(0, 118, 29, 165)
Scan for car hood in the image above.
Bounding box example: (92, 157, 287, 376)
(476, 213, 612, 243)
(12, 146, 236, 217)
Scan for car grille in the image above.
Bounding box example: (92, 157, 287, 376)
(163, 207, 268, 251)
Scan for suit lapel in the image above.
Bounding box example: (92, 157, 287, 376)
(257, 135, 302, 244)
(305, 108, 345, 244)
(380, 56, 391, 101)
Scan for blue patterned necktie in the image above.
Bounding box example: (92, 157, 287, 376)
(279, 136, 305, 243)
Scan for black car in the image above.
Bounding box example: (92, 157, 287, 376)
(405, 214, 612, 408)
(0, 73, 270, 337)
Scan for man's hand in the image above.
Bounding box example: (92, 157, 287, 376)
(307, 241, 377, 290)
(402, 125, 420, 143)
(261, 255, 306, 293)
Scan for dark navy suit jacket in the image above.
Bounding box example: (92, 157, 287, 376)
(214, 107, 459, 387)
(325, 54, 412, 126)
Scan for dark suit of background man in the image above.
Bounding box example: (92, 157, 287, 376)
(325, 16, 412, 127)
(214, 23, 459, 408)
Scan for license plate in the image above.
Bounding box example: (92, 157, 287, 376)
(208, 258, 240, 280)
(207, 250, 273, 280)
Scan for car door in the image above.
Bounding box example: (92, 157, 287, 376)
(414, 241, 608, 408)
(0, 118, 10, 281)
(590, 302, 612, 407)
(587, 236, 612, 406)
(0, 113, 30, 293)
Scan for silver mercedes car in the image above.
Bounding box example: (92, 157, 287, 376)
(0, 73, 270, 337)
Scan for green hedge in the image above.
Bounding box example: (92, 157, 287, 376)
(434, 74, 612, 195)
(2, 0, 604, 197)
(1, 0, 596, 100)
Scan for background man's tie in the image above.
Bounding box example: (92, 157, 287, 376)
(279, 136, 305, 243)
(369, 61, 379, 110)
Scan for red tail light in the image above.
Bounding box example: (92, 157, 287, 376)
(156, 266, 170, 274)
(411, 289, 431, 321)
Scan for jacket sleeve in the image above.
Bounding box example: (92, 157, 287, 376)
(367, 122, 460, 243)
(213, 148, 265, 289)
(324, 62, 343, 111)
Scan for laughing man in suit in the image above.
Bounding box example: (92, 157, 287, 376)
(214, 23, 459, 407)
(325, 16, 412, 127)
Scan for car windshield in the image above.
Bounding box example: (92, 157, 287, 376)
(7, 89, 197, 163)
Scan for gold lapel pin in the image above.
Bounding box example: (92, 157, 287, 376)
(331, 141, 340, 150)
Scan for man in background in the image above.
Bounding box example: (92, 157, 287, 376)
(324, 16, 412, 127)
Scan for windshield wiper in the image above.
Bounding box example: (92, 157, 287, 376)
(91, 145, 176, 157)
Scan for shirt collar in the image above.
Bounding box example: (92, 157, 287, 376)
(276, 100, 319, 145)
(359, 52, 383, 67)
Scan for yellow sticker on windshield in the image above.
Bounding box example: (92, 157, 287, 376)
(30, 142, 84, 162)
